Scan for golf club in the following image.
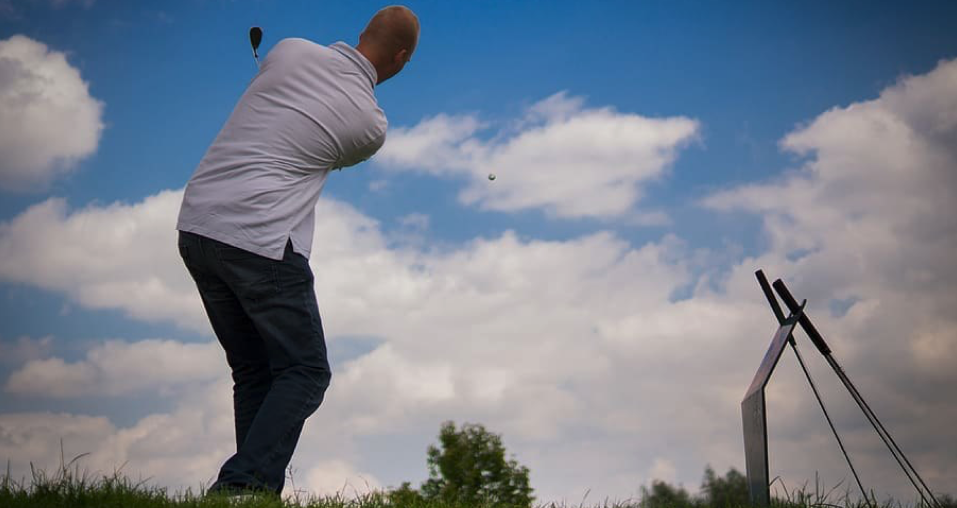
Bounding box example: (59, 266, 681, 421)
(249, 26, 263, 68)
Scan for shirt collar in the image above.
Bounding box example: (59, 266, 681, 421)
(330, 41, 377, 88)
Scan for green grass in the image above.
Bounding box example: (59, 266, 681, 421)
(0, 461, 530, 508)
(1, 455, 948, 508)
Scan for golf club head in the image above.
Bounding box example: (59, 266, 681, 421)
(249, 26, 263, 57)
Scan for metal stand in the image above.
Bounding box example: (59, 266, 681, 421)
(742, 300, 805, 507)
(742, 270, 941, 508)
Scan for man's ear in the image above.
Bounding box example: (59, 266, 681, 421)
(394, 48, 409, 64)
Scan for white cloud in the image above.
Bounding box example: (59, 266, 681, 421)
(648, 458, 678, 484)
(0, 35, 104, 191)
(375, 113, 484, 175)
(375, 92, 699, 219)
(4, 338, 224, 397)
(1, 60, 957, 502)
(368, 179, 389, 193)
(0, 364, 392, 501)
(701, 58, 957, 497)
(298, 460, 382, 499)
(0, 383, 240, 496)
(0, 370, 385, 500)
(702, 58, 957, 375)
(0, 334, 52, 364)
(0, 190, 207, 331)
(397, 212, 429, 230)
(0, 190, 713, 499)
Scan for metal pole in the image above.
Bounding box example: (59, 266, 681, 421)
(755, 271, 872, 506)
(772, 279, 941, 508)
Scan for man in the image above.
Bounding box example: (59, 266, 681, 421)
(175, 6, 419, 497)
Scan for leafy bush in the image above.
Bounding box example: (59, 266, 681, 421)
(700, 466, 748, 508)
(639, 466, 748, 508)
(639, 479, 697, 508)
(417, 421, 534, 508)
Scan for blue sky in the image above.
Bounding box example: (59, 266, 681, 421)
(2, 0, 957, 503)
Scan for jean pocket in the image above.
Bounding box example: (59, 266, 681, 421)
(218, 254, 280, 301)
(178, 241, 209, 288)
(178, 242, 189, 261)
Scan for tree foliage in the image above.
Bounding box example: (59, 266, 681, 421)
(419, 421, 534, 508)
(639, 466, 749, 508)
(640, 479, 696, 508)
(700, 466, 749, 508)
(388, 481, 427, 506)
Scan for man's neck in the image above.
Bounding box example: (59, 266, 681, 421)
(355, 43, 385, 85)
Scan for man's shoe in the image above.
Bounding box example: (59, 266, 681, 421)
(206, 482, 276, 500)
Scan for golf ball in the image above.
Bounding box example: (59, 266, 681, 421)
(488, 173, 496, 181)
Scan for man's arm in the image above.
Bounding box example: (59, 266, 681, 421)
(334, 127, 387, 170)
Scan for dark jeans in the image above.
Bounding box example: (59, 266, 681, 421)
(177, 231, 331, 496)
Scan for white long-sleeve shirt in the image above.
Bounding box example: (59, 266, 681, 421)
(176, 39, 387, 260)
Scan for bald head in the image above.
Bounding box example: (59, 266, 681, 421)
(356, 5, 419, 85)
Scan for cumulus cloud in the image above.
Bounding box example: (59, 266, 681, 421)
(647, 458, 678, 485)
(0, 377, 382, 500)
(0, 35, 104, 191)
(5, 179, 950, 500)
(397, 213, 430, 230)
(0, 188, 731, 500)
(4, 338, 224, 397)
(0, 190, 206, 330)
(0, 334, 53, 364)
(0, 339, 385, 500)
(702, 58, 957, 372)
(0, 382, 240, 495)
(1, 60, 957, 502)
(701, 58, 957, 496)
(299, 460, 383, 498)
(375, 92, 699, 219)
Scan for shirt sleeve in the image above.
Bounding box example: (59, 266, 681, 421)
(335, 121, 387, 169)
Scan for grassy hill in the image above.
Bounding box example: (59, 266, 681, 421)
(2, 460, 949, 508)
